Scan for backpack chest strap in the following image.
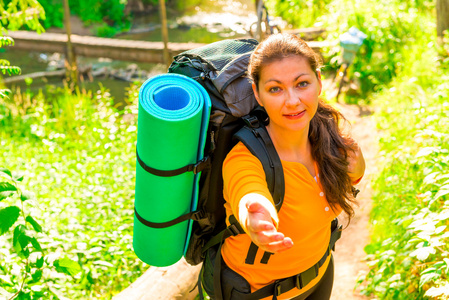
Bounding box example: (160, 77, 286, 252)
(230, 220, 342, 300)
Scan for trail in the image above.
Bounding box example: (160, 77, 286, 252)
(329, 102, 379, 300)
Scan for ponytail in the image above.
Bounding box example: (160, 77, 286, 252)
(309, 100, 357, 220)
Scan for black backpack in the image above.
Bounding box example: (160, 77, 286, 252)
(166, 38, 286, 266)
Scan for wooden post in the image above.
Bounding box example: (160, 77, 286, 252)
(63, 0, 78, 87)
(159, 0, 171, 70)
(255, 0, 263, 42)
(437, 0, 449, 44)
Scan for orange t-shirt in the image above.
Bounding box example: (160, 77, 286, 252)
(221, 142, 342, 300)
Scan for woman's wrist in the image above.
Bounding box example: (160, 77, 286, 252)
(238, 193, 279, 232)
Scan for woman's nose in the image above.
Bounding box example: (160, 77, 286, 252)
(285, 89, 301, 107)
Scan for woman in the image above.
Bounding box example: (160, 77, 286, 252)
(202, 33, 365, 300)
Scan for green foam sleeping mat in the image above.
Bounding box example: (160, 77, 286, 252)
(134, 73, 211, 267)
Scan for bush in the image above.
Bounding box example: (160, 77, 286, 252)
(0, 83, 147, 298)
(357, 44, 449, 299)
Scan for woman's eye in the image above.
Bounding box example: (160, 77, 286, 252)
(298, 81, 309, 88)
(269, 87, 281, 93)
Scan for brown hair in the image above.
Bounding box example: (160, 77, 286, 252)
(248, 33, 357, 220)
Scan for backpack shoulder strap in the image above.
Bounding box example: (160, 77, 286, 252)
(234, 114, 285, 211)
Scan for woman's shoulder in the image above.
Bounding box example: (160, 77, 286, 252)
(223, 141, 263, 171)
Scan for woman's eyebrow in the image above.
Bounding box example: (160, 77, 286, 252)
(264, 73, 310, 84)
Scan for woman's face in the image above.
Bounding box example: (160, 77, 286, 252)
(252, 55, 322, 134)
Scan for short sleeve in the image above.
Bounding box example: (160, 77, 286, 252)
(222, 142, 278, 228)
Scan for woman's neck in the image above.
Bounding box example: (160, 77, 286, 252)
(266, 124, 313, 165)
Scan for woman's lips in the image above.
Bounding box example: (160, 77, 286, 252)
(284, 110, 305, 119)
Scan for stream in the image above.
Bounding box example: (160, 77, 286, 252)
(3, 0, 286, 106)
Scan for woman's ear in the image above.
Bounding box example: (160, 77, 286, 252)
(252, 83, 263, 106)
(316, 69, 323, 96)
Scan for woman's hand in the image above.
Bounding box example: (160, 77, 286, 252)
(348, 143, 365, 184)
(239, 194, 293, 253)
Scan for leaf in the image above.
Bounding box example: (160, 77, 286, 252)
(419, 272, 440, 288)
(35, 256, 44, 268)
(0, 182, 17, 193)
(443, 258, 449, 273)
(416, 147, 439, 158)
(26, 216, 42, 232)
(0, 206, 20, 235)
(13, 174, 24, 182)
(54, 257, 81, 276)
(13, 224, 31, 257)
(31, 269, 43, 283)
(0, 191, 14, 201)
(435, 187, 449, 200)
(421, 267, 438, 275)
(435, 225, 446, 234)
(20, 190, 34, 201)
(30, 237, 43, 252)
(0, 286, 14, 298)
(93, 260, 114, 267)
(0, 275, 13, 286)
(0, 168, 12, 178)
(410, 246, 436, 261)
(425, 286, 449, 298)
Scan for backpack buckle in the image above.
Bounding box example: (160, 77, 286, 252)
(242, 115, 259, 128)
(191, 210, 205, 221)
(227, 224, 242, 236)
(191, 156, 211, 174)
(274, 280, 282, 297)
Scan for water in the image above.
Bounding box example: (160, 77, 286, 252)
(121, 0, 257, 43)
(2, 0, 275, 103)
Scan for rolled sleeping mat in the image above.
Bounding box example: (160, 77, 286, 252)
(134, 73, 211, 267)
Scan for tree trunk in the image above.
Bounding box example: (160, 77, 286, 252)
(159, 0, 171, 70)
(255, 0, 263, 42)
(112, 258, 201, 300)
(436, 0, 449, 43)
(63, 0, 78, 87)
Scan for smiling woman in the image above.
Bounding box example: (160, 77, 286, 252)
(252, 56, 321, 141)
(198, 33, 365, 300)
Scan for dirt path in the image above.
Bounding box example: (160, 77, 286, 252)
(329, 102, 379, 300)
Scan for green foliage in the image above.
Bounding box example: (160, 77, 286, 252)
(0, 167, 80, 299)
(1, 0, 45, 33)
(0, 0, 45, 100)
(266, 0, 333, 29)
(33, 0, 63, 28)
(357, 42, 449, 299)
(33, 0, 131, 36)
(266, 0, 435, 100)
(0, 83, 147, 298)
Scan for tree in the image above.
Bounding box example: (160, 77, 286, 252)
(436, 0, 449, 43)
(0, 0, 45, 99)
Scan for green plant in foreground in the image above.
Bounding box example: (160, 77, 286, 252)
(1, 83, 147, 298)
(0, 167, 80, 299)
(356, 49, 449, 298)
(0, 36, 20, 99)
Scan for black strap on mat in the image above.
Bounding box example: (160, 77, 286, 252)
(134, 207, 203, 229)
(136, 148, 210, 177)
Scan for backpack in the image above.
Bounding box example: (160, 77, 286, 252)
(167, 38, 286, 266)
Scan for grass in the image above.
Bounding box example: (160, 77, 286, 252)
(0, 83, 148, 299)
(356, 35, 449, 299)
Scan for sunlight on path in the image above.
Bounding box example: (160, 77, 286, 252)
(330, 103, 379, 300)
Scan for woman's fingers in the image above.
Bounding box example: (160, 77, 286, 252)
(259, 237, 294, 253)
(244, 197, 294, 253)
